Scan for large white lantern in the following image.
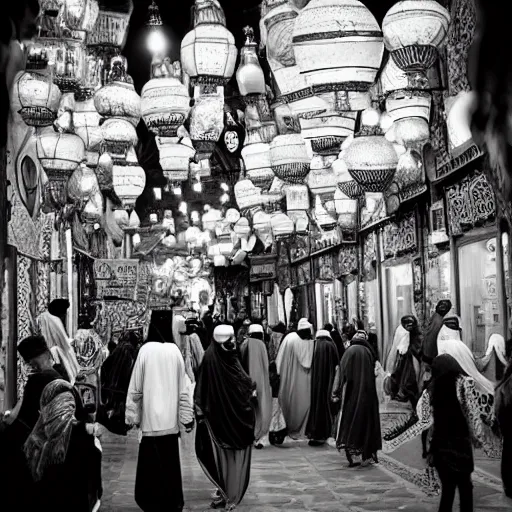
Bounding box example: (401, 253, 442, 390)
(100, 118, 138, 162)
(156, 137, 195, 183)
(242, 141, 274, 192)
(112, 147, 146, 210)
(236, 26, 266, 96)
(269, 134, 310, 184)
(74, 96, 103, 167)
(383, 0, 450, 84)
(141, 61, 191, 138)
(235, 178, 262, 211)
(292, 0, 384, 106)
(181, 0, 237, 84)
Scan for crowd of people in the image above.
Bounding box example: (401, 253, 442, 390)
(0, 298, 511, 511)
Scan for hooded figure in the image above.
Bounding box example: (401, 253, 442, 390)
(194, 324, 256, 510)
(324, 323, 344, 362)
(240, 324, 272, 449)
(332, 330, 381, 467)
(276, 318, 315, 440)
(172, 314, 204, 383)
(422, 300, 452, 365)
(306, 330, 339, 446)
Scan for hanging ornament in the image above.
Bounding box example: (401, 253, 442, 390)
(236, 26, 266, 96)
(332, 155, 363, 199)
(112, 147, 146, 210)
(74, 95, 103, 167)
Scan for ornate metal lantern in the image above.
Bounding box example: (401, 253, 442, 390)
(156, 137, 195, 184)
(236, 26, 266, 96)
(269, 134, 310, 184)
(74, 95, 103, 167)
(242, 139, 274, 192)
(112, 147, 146, 210)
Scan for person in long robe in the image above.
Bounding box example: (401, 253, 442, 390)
(173, 314, 204, 383)
(422, 300, 452, 365)
(98, 329, 139, 436)
(240, 324, 272, 449)
(306, 329, 339, 446)
(194, 324, 256, 511)
(332, 330, 381, 467)
(37, 299, 80, 384)
(385, 316, 423, 408)
(125, 312, 195, 512)
(276, 318, 315, 440)
(324, 323, 345, 362)
(267, 322, 287, 446)
(496, 358, 512, 498)
(24, 379, 103, 512)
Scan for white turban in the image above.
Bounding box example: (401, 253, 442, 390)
(213, 324, 234, 343)
(248, 324, 264, 335)
(316, 329, 332, 340)
(297, 318, 312, 331)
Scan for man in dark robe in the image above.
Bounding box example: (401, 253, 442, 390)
(332, 330, 381, 467)
(240, 324, 272, 449)
(0, 335, 66, 510)
(306, 330, 339, 447)
(195, 324, 256, 510)
(422, 300, 452, 365)
(324, 323, 345, 361)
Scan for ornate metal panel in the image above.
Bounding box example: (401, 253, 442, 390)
(445, 171, 496, 236)
(382, 212, 418, 259)
(337, 245, 358, 276)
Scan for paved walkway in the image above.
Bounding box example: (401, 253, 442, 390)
(99, 430, 512, 512)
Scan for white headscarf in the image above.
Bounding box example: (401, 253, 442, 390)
(385, 324, 410, 373)
(37, 311, 80, 385)
(486, 333, 508, 366)
(172, 315, 187, 352)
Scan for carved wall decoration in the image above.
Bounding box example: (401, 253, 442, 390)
(277, 242, 291, 292)
(445, 171, 496, 236)
(429, 92, 451, 171)
(381, 212, 418, 259)
(362, 231, 377, 281)
(337, 245, 358, 277)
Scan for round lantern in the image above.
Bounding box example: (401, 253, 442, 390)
(394, 148, 425, 198)
(181, 0, 237, 84)
(112, 148, 146, 210)
(101, 118, 138, 162)
(235, 178, 262, 212)
(67, 163, 100, 204)
(94, 56, 141, 126)
(242, 141, 274, 191)
(96, 152, 114, 193)
(271, 212, 294, 239)
(344, 112, 399, 192)
(74, 97, 103, 167)
(383, 1, 450, 75)
(156, 138, 195, 182)
(333, 156, 363, 199)
(269, 134, 310, 184)
(292, 0, 384, 95)
(236, 26, 266, 96)
(12, 71, 61, 127)
(141, 64, 191, 137)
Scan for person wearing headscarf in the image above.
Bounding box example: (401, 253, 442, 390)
(436, 316, 495, 396)
(267, 322, 287, 446)
(496, 357, 512, 498)
(240, 324, 272, 449)
(98, 329, 140, 436)
(385, 316, 423, 408)
(24, 379, 103, 512)
(332, 330, 381, 467)
(324, 323, 344, 362)
(306, 330, 339, 447)
(194, 325, 256, 510)
(383, 354, 502, 511)
(276, 318, 315, 440)
(188, 317, 209, 351)
(125, 311, 194, 512)
(172, 314, 204, 383)
(72, 310, 107, 392)
(422, 300, 453, 365)
(478, 333, 508, 381)
(37, 299, 80, 385)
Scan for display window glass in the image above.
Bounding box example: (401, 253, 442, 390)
(426, 251, 452, 319)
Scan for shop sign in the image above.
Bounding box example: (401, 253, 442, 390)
(382, 212, 418, 259)
(93, 259, 139, 301)
(250, 259, 277, 283)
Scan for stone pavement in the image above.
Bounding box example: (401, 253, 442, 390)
(99, 430, 512, 512)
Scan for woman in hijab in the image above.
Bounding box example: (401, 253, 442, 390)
(495, 358, 512, 498)
(267, 322, 287, 446)
(194, 325, 256, 511)
(306, 330, 339, 447)
(385, 316, 423, 408)
(24, 379, 102, 512)
(332, 330, 381, 467)
(422, 300, 452, 365)
(37, 299, 80, 385)
(172, 314, 204, 383)
(324, 323, 344, 361)
(383, 354, 501, 512)
(98, 330, 140, 436)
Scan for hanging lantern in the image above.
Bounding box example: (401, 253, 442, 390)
(292, 0, 384, 110)
(242, 139, 274, 191)
(87, 8, 131, 48)
(67, 163, 100, 204)
(235, 178, 262, 212)
(218, 232, 235, 256)
(236, 26, 266, 96)
(252, 210, 273, 248)
(270, 212, 294, 239)
(94, 56, 141, 126)
(306, 157, 337, 214)
(82, 192, 104, 232)
(383, 1, 450, 87)
(112, 147, 146, 210)
(181, 0, 237, 84)
(141, 60, 191, 137)
(37, 127, 86, 208)
(334, 188, 358, 230)
(100, 118, 138, 162)
(156, 137, 195, 183)
(344, 109, 398, 192)
(234, 217, 251, 240)
(74, 96, 103, 167)
(61, 0, 100, 36)
(332, 156, 363, 199)
(12, 71, 62, 127)
(269, 134, 310, 184)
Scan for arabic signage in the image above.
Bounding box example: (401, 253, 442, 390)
(93, 259, 139, 301)
(249, 256, 277, 282)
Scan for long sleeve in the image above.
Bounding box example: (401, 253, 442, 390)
(178, 360, 194, 427)
(125, 352, 144, 426)
(382, 390, 434, 453)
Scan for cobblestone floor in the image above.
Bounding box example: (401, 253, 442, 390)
(99, 429, 512, 512)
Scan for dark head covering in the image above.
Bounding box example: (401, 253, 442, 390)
(146, 311, 173, 343)
(429, 354, 467, 407)
(48, 299, 70, 318)
(423, 301, 453, 364)
(271, 322, 286, 334)
(194, 339, 255, 449)
(443, 315, 461, 332)
(324, 323, 345, 361)
(436, 300, 453, 317)
(350, 330, 377, 363)
(18, 335, 49, 362)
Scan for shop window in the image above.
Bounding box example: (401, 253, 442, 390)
(458, 238, 503, 355)
(426, 251, 452, 318)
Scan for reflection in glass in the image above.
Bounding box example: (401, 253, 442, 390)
(426, 251, 451, 319)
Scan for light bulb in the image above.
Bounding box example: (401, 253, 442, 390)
(179, 201, 188, 214)
(173, 185, 182, 196)
(361, 108, 380, 128)
(132, 233, 141, 246)
(220, 193, 229, 204)
(153, 187, 162, 200)
(220, 183, 229, 192)
(147, 29, 167, 56)
(193, 181, 202, 193)
(191, 211, 200, 222)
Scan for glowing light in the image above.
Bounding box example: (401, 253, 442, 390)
(191, 211, 200, 222)
(179, 201, 188, 214)
(193, 180, 202, 193)
(220, 193, 230, 204)
(220, 183, 229, 192)
(173, 185, 182, 196)
(153, 187, 162, 200)
(147, 30, 167, 56)
(132, 233, 141, 246)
